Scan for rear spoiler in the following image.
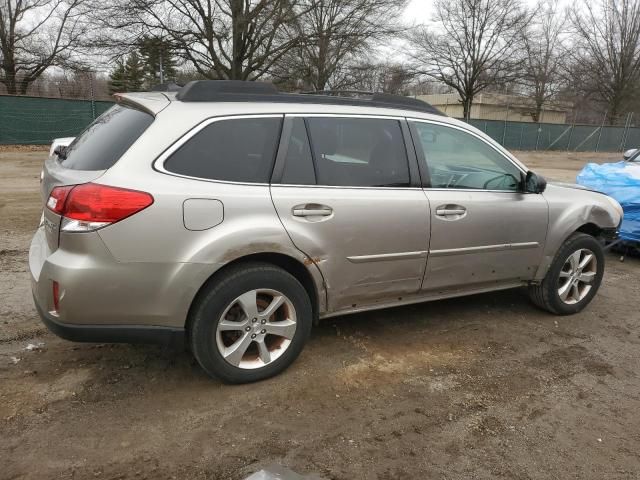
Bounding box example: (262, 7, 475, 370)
(113, 92, 171, 116)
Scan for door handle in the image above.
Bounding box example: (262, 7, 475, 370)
(435, 208, 466, 216)
(435, 205, 467, 218)
(292, 205, 333, 217)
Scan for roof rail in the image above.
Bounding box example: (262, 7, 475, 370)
(151, 82, 183, 92)
(302, 90, 378, 97)
(176, 80, 278, 100)
(174, 80, 444, 116)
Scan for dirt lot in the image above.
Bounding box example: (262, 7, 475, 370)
(1, 149, 639, 480)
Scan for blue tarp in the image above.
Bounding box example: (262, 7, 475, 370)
(576, 161, 640, 242)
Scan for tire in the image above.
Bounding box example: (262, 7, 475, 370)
(528, 232, 605, 315)
(189, 262, 312, 383)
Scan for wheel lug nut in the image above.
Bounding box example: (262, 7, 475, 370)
(251, 334, 256, 339)
(245, 326, 251, 332)
(261, 319, 266, 324)
(252, 318, 257, 323)
(261, 329, 266, 334)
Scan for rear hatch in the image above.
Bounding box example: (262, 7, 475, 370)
(41, 103, 156, 252)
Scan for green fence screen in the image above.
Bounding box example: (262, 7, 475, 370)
(467, 119, 639, 152)
(1, 95, 639, 151)
(0, 95, 114, 145)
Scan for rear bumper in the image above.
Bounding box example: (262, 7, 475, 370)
(29, 225, 213, 345)
(33, 294, 185, 347)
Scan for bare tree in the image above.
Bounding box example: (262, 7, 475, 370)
(519, 0, 567, 122)
(272, 0, 408, 91)
(0, 0, 88, 95)
(570, 0, 640, 123)
(26, 69, 110, 99)
(407, 0, 531, 120)
(108, 0, 304, 81)
(345, 61, 414, 94)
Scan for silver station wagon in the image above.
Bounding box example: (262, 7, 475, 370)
(30, 81, 623, 383)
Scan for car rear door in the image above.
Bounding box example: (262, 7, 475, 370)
(408, 119, 548, 292)
(270, 115, 430, 312)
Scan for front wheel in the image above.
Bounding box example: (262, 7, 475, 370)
(189, 263, 312, 383)
(528, 233, 605, 315)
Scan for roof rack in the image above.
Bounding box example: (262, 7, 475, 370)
(175, 80, 444, 116)
(302, 90, 378, 97)
(151, 82, 183, 92)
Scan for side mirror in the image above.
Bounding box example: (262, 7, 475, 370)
(623, 148, 639, 161)
(525, 171, 547, 194)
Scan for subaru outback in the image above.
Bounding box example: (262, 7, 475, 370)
(30, 81, 623, 383)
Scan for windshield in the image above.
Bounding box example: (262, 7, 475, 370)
(60, 105, 154, 171)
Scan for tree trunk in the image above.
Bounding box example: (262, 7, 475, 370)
(230, 0, 245, 80)
(2, 78, 17, 95)
(609, 97, 622, 125)
(462, 96, 473, 121)
(532, 102, 542, 123)
(18, 79, 30, 95)
(316, 69, 329, 91)
(1, 61, 18, 95)
(314, 34, 329, 91)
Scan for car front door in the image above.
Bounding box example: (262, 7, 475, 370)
(271, 115, 430, 312)
(408, 120, 549, 292)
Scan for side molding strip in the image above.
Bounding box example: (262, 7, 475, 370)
(430, 242, 539, 258)
(347, 250, 428, 263)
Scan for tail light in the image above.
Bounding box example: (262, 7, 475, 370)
(46, 183, 154, 232)
(52, 281, 61, 313)
(46, 185, 74, 214)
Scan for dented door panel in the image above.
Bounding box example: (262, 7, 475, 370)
(271, 185, 430, 311)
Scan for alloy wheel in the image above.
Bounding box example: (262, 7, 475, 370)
(557, 248, 597, 305)
(215, 289, 297, 369)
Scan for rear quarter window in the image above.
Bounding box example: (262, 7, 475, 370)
(61, 105, 154, 171)
(163, 117, 283, 183)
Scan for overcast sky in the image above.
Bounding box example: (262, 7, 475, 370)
(403, 0, 576, 24)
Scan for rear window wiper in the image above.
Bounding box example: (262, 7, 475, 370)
(54, 146, 68, 160)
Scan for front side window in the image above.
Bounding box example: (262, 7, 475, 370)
(164, 117, 282, 183)
(306, 117, 410, 187)
(412, 122, 522, 191)
(61, 105, 154, 171)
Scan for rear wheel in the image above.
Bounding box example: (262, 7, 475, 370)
(190, 263, 312, 383)
(528, 233, 604, 315)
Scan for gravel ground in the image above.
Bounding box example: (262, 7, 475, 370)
(1, 149, 639, 480)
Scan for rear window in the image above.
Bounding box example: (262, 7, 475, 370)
(306, 117, 410, 187)
(163, 117, 282, 183)
(60, 105, 153, 171)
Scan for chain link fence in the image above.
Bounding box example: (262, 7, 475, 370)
(1, 94, 639, 152)
(0, 95, 113, 145)
(468, 119, 640, 152)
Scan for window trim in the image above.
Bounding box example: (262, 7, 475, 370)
(154, 114, 284, 185)
(270, 116, 295, 183)
(408, 118, 528, 193)
(271, 113, 421, 190)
